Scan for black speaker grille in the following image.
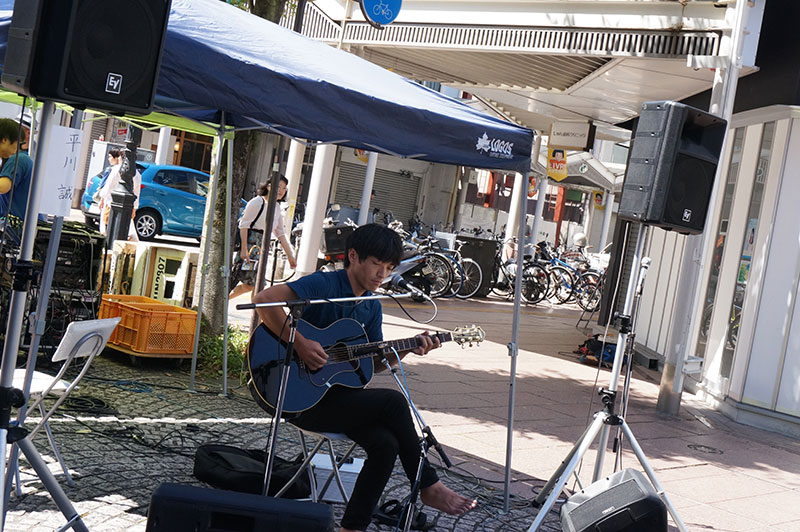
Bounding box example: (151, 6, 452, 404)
(63, 0, 167, 111)
(662, 154, 715, 232)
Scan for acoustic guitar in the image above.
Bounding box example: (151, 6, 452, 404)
(247, 318, 485, 415)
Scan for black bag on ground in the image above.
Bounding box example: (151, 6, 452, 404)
(193, 444, 310, 499)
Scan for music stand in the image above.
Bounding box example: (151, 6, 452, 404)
(527, 224, 688, 532)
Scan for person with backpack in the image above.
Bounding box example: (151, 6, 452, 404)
(229, 176, 296, 299)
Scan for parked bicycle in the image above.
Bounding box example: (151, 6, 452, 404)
(490, 236, 549, 304)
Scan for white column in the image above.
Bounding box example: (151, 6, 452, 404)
(600, 191, 615, 251)
(357, 152, 378, 225)
(296, 144, 337, 276)
(284, 139, 306, 230)
(657, 0, 751, 415)
(504, 173, 524, 244)
(155, 126, 172, 165)
(528, 136, 545, 243)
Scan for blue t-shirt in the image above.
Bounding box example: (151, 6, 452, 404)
(287, 269, 383, 342)
(0, 151, 33, 221)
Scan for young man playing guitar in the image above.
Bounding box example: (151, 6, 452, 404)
(252, 223, 476, 532)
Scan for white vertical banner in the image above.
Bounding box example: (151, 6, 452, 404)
(37, 124, 83, 217)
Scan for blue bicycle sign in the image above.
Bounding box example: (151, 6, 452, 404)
(361, 0, 402, 26)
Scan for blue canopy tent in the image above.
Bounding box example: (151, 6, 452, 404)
(0, 0, 535, 516)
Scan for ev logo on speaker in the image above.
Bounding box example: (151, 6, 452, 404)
(106, 73, 123, 95)
(682, 209, 692, 222)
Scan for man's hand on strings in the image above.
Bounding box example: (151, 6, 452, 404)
(295, 336, 328, 371)
(412, 331, 440, 356)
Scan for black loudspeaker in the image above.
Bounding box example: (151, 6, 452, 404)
(145, 483, 336, 532)
(561, 469, 667, 532)
(1, 0, 171, 115)
(618, 101, 727, 235)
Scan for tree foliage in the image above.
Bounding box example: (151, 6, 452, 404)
(199, 0, 289, 336)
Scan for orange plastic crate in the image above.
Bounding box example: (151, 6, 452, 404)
(99, 295, 168, 344)
(112, 302, 197, 355)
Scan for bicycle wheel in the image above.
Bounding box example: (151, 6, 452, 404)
(456, 258, 483, 299)
(266, 241, 295, 284)
(548, 266, 575, 303)
(424, 253, 454, 298)
(574, 272, 602, 312)
(491, 261, 515, 298)
(442, 254, 464, 298)
(521, 263, 549, 304)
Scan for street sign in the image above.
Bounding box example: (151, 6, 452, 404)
(549, 121, 596, 151)
(361, 0, 402, 26)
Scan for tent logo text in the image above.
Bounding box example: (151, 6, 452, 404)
(476, 132, 513, 159)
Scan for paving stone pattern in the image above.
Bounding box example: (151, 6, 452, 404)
(7, 353, 560, 531)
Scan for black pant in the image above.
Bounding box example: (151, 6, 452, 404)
(292, 386, 439, 530)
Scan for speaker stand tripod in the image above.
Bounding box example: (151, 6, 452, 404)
(0, 101, 90, 532)
(527, 224, 687, 532)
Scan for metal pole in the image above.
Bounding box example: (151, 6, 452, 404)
(190, 114, 226, 392)
(503, 135, 540, 511)
(592, 223, 648, 482)
(221, 135, 235, 396)
(357, 152, 378, 225)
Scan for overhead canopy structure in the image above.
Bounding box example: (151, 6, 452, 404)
(0, 0, 533, 172)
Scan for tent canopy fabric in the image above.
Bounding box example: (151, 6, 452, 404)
(0, 0, 533, 172)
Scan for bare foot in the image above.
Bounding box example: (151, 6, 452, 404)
(420, 481, 477, 515)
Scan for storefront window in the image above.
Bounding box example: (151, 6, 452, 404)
(696, 127, 745, 358)
(720, 122, 775, 377)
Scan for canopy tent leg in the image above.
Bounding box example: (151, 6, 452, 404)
(221, 134, 235, 396)
(190, 114, 227, 392)
(357, 152, 378, 225)
(296, 144, 337, 277)
(504, 134, 542, 512)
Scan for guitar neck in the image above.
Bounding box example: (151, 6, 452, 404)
(328, 331, 453, 364)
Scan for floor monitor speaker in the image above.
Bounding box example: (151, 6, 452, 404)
(561, 469, 667, 532)
(1, 0, 171, 115)
(145, 483, 336, 532)
(618, 101, 727, 235)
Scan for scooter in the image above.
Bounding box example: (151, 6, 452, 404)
(379, 221, 435, 301)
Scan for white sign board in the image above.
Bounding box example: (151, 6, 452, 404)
(548, 121, 595, 151)
(38, 124, 83, 217)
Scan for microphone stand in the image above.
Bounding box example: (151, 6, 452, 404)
(379, 350, 452, 532)
(237, 292, 414, 497)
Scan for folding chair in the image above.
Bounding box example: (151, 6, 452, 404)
(10, 317, 120, 491)
(275, 424, 359, 504)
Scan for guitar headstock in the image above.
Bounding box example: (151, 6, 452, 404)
(452, 325, 485, 347)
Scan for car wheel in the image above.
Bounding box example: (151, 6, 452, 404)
(134, 209, 161, 240)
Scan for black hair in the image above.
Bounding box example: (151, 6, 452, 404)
(0, 119, 22, 144)
(344, 223, 403, 268)
(108, 148, 122, 159)
(257, 175, 289, 201)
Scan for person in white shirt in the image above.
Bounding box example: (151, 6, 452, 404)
(229, 176, 296, 300)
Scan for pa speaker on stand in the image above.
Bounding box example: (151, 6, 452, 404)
(617, 101, 727, 235)
(1, 0, 171, 114)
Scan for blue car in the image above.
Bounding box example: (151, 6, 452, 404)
(82, 162, 212, 240)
